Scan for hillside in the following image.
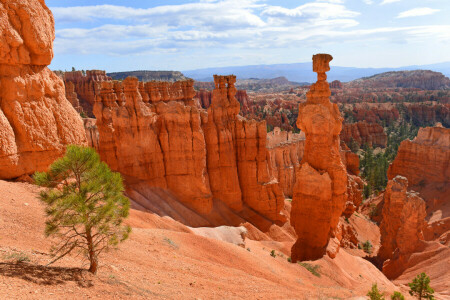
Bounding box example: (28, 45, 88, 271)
(0, 180, 404, 299)
(347, 70, 450, 90)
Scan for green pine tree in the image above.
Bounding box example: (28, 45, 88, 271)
(391, 291, 405, 300)
(408, 273, 435, 299)
(34, 145, 131, 274)
(367, 283, 385, 300)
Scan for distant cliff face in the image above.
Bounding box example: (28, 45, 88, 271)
(0, 0, 86, 179)
(108, 71, 188, 82)
(347, 70, 450, 90)
(341, 121, 387, 148)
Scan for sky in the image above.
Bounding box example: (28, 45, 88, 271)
(46, 0, 450, 72)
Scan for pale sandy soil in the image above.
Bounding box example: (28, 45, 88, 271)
(0, 180, 443, 299)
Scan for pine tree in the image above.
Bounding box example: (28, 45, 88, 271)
(408, 273, 435, 299)
(34, 145, 131, 274)
(367, 283, 385, 300)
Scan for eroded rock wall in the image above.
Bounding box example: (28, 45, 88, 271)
(378, 176, 427, 279)
(0, 0, 86, 179)
(341, 121, 387, 148)
(267, 128, 305, 198)
(93, 75, 284, 222)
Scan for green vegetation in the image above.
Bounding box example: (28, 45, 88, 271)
(298, 262, 321, 277)
(391, 291, 405, 300)
(287, 257, 292, 262)
(34, 145, 131, 274)
(361, 240, 373, 254)
(270, 250, 276, 258)
(408, 273, 435, 299)
(4, 251, 30, 263)
(360, 121, 419, 198)
(367, 283, 385, 300)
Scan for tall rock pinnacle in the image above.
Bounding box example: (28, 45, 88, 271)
(290, 54, 348, 262)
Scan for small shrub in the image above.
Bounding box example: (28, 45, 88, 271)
(298, 262, 321, 277)
(369, 204, 378, 218)
(270, 250, 276, 258)
(361, 240, 373, 254)
(4, 252, 30, 263)
(367, 283, 385, 300)
(408, 272, 435, 299)
(287, 257, 292, 262)
(390, 291, 405, 300)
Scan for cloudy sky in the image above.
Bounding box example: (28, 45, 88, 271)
(46, 0, 450, 72)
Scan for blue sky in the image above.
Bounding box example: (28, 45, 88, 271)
(46, 0, 450, 72)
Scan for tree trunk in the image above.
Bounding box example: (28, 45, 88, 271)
(86, 228, 98, 274)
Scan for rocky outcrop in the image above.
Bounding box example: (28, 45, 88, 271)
(378, 176, 427, 279)
(0, 0, 86, 179)
(94, 77, 212, 214)
(388, 127, 449, 210)
(196, 90, 212, 109)
(204, 75, 285, 221)
(64, 70, 111, 117)
(406, 103, 450, 127)
(93, 75, 284, 223)
(83, 118, 99, 150)
(290, 54, 348, 262)
(236, 90, 251, 113)
(330, 80, 343, 89)
(267, 128, 305, 198)
(341, 121, 387, 148)
(108, 71, 188, 82)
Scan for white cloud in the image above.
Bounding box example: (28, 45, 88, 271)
(397, 7, 440, 18)
(381, 0, 401, 5)
(363, 0, 374, 4)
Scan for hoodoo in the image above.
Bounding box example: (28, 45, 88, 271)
(290, 54, 348, 262)
(0, 0, 86, 179)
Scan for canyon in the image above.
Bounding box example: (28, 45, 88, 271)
(0, 0, 449, 298)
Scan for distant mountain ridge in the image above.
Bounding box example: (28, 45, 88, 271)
(347, 70, 450, 90)
(183, 61, 450, 83)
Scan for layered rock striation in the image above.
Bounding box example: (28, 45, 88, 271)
(93, 75, 284, 223)
(341, 121, 387, 148)
(267, 128, 305, 198)
(290, 54, 348, 262)
(0, 0, 86, 179)
(378, 176, 427, 279)
(64, 70, 111, 117)
(388, 127, 449, 210)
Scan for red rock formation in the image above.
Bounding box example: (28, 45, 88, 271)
(64, 70, 111, 117)
(352, 106, 400, 124)
(93, 75, 285, 223)
(330, 80, 343, 89)
(195, 89, 212, 108)
(204, 75, 285, 221)
(0, 0, 86, 179)
(94, 77, 212, 214)
(83, 118, 99, 150)
(236, 90, 251, 113)
(388, 127, 449, 210)
(267, 128, 305, 198)
(405, 103, 450, 127)
(65, 80, 83, 113)
(341, 121, 387, 148)
(378, 176, 427, 279)
(290, 54, 348, 262)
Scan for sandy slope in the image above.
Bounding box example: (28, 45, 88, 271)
(0, 180, 427, 299)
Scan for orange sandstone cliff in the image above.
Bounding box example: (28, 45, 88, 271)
(341, 121, 387, 148)
(93, 75, 284, 225)
(0, 0, 86, 179)
(290, 54, 348, 262)
(377, 176, 427, 279)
